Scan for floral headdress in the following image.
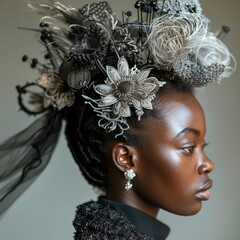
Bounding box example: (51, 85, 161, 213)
(17, 0, 235, 135)
(0, 0, 235, 214)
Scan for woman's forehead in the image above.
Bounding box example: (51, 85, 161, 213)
(141, 93, 206, 140)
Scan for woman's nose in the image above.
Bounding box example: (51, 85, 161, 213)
(197, 155, 215, 175)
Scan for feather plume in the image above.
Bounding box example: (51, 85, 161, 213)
(147, 12, 236, 86)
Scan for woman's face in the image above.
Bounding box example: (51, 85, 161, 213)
(133, 93, 214, 216)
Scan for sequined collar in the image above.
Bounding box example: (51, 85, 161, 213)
(99, 197, 170, 240)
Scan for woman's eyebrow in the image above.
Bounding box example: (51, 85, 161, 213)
(174, 127, 200, 139)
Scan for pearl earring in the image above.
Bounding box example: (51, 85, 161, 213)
(124, 169, 136, 190)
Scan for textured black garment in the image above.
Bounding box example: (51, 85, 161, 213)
(99, 198, 170, 240)
(73, 199, 170, 240)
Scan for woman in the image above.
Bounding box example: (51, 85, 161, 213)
(0, 0, 235, 239)
(67, 70, 214, 239)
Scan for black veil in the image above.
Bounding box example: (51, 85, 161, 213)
(0, 111, 62, 215)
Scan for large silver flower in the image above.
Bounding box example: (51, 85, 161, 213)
(94, 56, 166, 121)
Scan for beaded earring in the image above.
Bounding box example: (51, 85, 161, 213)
(124, 169, 136, 190)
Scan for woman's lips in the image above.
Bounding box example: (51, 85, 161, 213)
(195, 180, 213, 201)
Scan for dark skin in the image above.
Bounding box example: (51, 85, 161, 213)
(105, 92, 214, 218)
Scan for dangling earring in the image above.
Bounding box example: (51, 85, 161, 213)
(124, 169, 136, 190)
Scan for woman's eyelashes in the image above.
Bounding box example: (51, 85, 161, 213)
(202, 142, 209, 150)
(181, 145, 196, 155)
(180, 141, 209, 156)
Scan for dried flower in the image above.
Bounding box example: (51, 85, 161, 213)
(67, 24, 109, 70)
(37, 73, 75, 110)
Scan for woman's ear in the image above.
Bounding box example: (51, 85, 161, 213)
(112, 142, 139, 173)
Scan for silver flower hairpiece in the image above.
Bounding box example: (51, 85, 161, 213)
(84, 56, 166, 137)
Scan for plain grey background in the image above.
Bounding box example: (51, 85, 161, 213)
(0, 0, 239, 239)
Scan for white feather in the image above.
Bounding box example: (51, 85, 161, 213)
(147, 12, 236, 83)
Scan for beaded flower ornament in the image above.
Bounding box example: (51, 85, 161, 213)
(0, 0, 235, 214)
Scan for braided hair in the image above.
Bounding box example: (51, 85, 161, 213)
(65, 67, 194, 191)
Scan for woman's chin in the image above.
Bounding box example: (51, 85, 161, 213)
(164, 202, 203, 216)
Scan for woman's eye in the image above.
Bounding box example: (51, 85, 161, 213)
(182, 146, 195, 155)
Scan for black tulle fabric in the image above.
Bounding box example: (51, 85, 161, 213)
(0, 111, 62, 215)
